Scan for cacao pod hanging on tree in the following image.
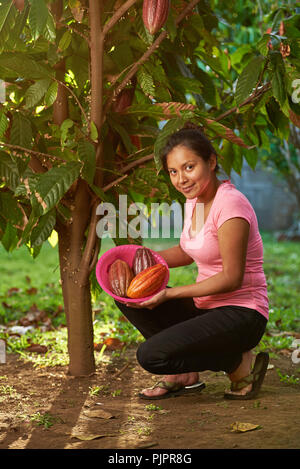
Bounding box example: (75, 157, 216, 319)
(13, 0, 25, 11)
(112, 88, 135, 113)
(112, 76, 137, 113)
(142, 0, 170, 35)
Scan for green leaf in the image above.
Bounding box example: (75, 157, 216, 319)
(235, 56, 265, 106)
(256, 34, 271, 56)
(30, 209, 56, 246)
(219, 140, 234, 177)
(44, 81, 58, 107)
(165, 8, 177, 42)
(0, 53, 53, 80)
(143, 59, 169, 88)
(123, 104, 165, 119)
(0, 152, 20, 190)
(194, 48, 230, 82)
(24, 78, 51, 109)
(265, 97, 289, 132)
(154, 118, 184, 171)
(58, 29, 72, 51)
(230, 45, 253, 67)
(110, 42, 134, 72)
(0, 110, 9, 139)
(15, 167, 39, 198)
(27, 242, 42, 259)
(10, 113, 32, 149)
(137, 67, 155, 97)
(19, 211, 37, 245)
(1, 222, 18, 252)
(171, 76, 203, 96)
(243, 148, 258, 170)
(43, 10, 56, 42)
(0, 0, 14, 33)
(125, 167, 161, 197)
(89, 184, 109, 203)
(0, 0, 17, 53)
(31, 161, 82, 216)
(78, 140, 96, 185)
(108, 118, 135, 155)
(270, 52, 287, 106)
(0, 214, 6, 240)
(0, 191, 24, 229)
(194, 68, 217, 106)
(90, 122, 98, 141)
(232, 147, 243, 175)
(60, 118, 74, 147)
(135, 14, 154, 45)
(29, 0, 49, 41)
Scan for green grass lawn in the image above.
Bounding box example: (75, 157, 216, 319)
(0, 232, 299, 366)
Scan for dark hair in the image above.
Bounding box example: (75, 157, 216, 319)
(160, 122, 219, 173)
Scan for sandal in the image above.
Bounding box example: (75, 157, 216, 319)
(224, 352, 269, 400)
(138, 380, 206, 400)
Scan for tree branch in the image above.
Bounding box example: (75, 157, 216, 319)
(57, 20, 90, 45)
(215, 82, 272, 122)
(102, 0, 139, 37)
(0, 141, 67, 163)
(103, 0, 201, 118)
(53, 77, 89, 127)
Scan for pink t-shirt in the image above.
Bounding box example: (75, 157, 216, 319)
(179, 180, 269, 320)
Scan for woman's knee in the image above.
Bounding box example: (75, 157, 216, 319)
(136, 341, 166, 373)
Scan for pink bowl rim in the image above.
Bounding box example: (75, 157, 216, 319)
(96, 244, 169, 303)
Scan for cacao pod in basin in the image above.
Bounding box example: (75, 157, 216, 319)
(127, 263, 167, 299)
(142, 0, 170, 35)
(132, 247, 156, 276)
(108, 259, 134, 297)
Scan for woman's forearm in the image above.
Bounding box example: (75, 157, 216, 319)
(157, 244, 194, 268)
(166, 270, 241, 300)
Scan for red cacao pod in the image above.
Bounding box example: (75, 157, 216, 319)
(112, 88, 135, 113)
(132, 247, 156, 276)
(13, 0, 25, 11)
(127, 263, 167, 299)
(108, 259, 134, 297)
(142, 0, 170, 35)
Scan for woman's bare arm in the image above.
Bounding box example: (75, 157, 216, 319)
(156, 244, 194, 268)
(166, 217, 250, 299)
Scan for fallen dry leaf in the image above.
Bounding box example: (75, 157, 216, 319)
(230, 422, 261, 433)
(279, 348, 292, 357)
(94, 337, 124, 351)
(83, 408, 114, 419)
(26, 287, 38, 295)
(26, 344, 48, 354)
(6, 287, 20, 296)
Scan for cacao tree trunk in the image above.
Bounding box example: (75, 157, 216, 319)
(57, 218, 96, 376)
(49, 0, 97, 376)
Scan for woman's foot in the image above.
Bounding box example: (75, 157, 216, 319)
(140, 372, 200, 398)
(226, 350, 253, 396)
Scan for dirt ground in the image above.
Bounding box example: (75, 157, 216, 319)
(0, 347, 299, 451)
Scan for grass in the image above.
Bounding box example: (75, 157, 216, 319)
(0, 232, 300, 367)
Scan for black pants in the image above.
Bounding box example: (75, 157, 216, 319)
(114, 295, 267, 375)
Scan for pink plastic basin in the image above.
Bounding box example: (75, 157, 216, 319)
(96, 244, 170, 303)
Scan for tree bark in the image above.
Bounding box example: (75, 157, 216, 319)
(57, 221, 95, 376)
(52, 0, 96, 376)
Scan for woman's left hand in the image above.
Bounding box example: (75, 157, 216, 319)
(124, 288, 169, 309)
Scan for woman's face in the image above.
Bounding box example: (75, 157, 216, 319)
(166, 145, 216, 199)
